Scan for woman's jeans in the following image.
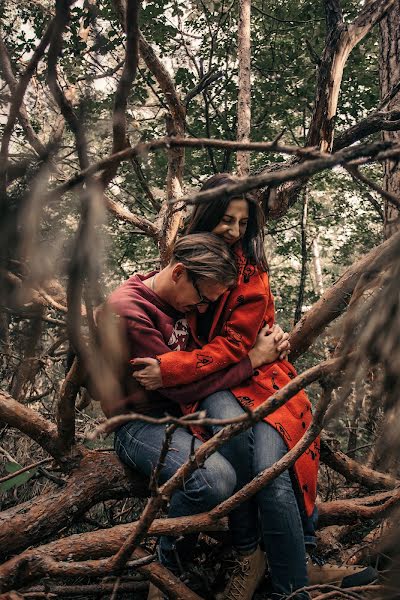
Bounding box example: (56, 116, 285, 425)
(114, 390, 315, 597)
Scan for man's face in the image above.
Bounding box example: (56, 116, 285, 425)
(171, 267, 228, 313)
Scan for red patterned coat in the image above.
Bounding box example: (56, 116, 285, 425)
(157, 246, 319, 517)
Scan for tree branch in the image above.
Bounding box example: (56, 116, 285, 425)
(289, 227, 400, 360)
(0, 390, 64, 462)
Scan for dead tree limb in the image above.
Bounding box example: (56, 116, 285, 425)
(318, 488, 400, 526)
(0, 390, 65, 463)
(0, 450, 147, 558)
(320, 439, 399, 490)
(289, 227, 400, 361)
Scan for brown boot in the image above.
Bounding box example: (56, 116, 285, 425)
(307, 555, 378, 588)
(220, 546, 266, 600)
(147, 582, 167, 600)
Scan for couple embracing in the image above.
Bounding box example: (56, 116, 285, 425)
(101, 174, 320, 600)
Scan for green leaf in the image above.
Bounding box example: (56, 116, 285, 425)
(0, 461, 38, 493)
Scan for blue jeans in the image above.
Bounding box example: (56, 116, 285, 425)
(114, 413, 237, 573)
(201, 391, 310, 599)
(114, 391, 313, 598)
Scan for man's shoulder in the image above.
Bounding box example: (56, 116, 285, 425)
(107, 275, 151, 318)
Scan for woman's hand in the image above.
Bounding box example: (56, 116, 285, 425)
(271, 324, 291, 360)
(248, 324, 290, 368)
(249, 325, 280, 368)
(131, 357, 162, 390)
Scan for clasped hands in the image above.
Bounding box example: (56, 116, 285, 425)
(131, 324, 290, 391)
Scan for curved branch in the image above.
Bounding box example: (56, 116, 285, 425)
(318, 488, 400, 526)
(334, 109, 400, 151)
(0, 18, 55, 184)
(0, 37, 46, 158)
(0, 390, 64, 462)
(320, 439, 399, 490)
(289, 227, 400, 361)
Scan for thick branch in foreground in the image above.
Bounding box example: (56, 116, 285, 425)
(0, 390, 64, 463)
(0, 489, 395, 593)
(0, 450, 147, 559)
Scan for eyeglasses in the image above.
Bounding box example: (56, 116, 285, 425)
(188, 273, 212, 306)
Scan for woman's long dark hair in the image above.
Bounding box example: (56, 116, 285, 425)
(185, 173, 268, 272)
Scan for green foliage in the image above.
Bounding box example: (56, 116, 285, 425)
(0, 462, 38, 493)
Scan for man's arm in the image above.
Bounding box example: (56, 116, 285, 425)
(124, 313, 254, 404)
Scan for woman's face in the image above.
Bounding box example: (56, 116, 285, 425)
(212, 198, 249, 246)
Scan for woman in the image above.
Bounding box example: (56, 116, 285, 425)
(133, 174, 318, 600)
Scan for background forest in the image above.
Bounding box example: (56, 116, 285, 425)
(0, 0, 400, 598)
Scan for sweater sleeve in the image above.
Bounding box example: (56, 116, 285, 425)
(157, 291, 268, 387)
(124, 311, 253, 405)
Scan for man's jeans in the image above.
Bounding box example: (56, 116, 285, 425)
(114, 412, 237, 572)
(114, 390, 314, 598)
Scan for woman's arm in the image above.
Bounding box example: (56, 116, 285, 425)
(156, 292, 269, 387)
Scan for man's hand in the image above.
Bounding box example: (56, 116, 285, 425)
(248, 324, 290, 369)
(131, 357, 162, 390)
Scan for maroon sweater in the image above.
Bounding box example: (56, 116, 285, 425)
(102, 272, 253, 417)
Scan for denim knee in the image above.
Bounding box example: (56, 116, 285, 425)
(184, 454, 237, 508)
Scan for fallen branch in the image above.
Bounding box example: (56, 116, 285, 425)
(320, 439, 398, 490)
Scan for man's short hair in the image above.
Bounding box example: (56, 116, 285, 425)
(171, 233, 237, 288)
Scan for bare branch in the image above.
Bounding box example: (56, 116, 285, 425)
(290, 227, 400, 360)
(334, 109, 400, 151)
(0, 17, 55, 186)
(320, 438, 399, 490)
(105, 195, 159, 238)
(56, 357, 86, 452)
(0, 390, 64, 462)
(0, 36, 46, 157)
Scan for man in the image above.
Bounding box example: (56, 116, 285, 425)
(100, 233, 284, 599)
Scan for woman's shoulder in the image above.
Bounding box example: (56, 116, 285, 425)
(233, 244, 270, 293)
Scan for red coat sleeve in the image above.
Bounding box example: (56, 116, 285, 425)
(124, 312, 253, 405)
(157, 290, 268, 387)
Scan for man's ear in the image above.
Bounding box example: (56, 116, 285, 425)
(171, 263, 186, 283)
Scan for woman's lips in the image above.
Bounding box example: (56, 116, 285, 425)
(224, 236, 237, 244)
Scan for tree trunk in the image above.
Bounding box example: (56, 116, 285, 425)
(237, 0, 251, 176)
(379, 1, 400, 238)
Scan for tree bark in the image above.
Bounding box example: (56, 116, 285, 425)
(0, 450, 147, 559)
(237, 0, 251, 176)
(379, 1, 400, 238)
